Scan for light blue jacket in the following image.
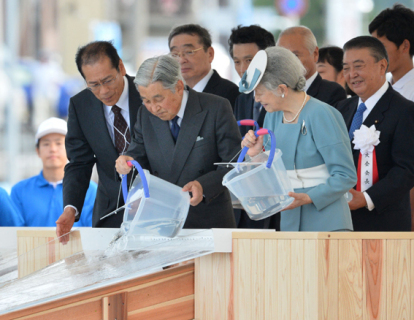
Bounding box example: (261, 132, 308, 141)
(264, 97, 357, 231)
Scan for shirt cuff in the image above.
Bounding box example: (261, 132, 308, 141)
(64, 205, 79, 217)
(363, 192, 375, 211)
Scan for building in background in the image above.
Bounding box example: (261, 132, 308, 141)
(0, 0, 412, 186)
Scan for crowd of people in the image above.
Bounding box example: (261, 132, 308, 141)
(1, 4, 414, 233)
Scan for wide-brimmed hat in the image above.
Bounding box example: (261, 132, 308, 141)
(238, 50, 267, 94)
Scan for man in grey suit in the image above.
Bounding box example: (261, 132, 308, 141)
(116, 55, 241, 228)
(168, 24, 240, 109)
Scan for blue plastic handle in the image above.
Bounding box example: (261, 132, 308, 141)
(237, 128, 276, 169)
(237, 119, 260, 131)
(121, 160, 150, 204)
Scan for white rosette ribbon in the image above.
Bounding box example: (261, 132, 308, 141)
(352, 125, 380, 192)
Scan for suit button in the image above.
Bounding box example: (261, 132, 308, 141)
(199, 169, 204, 174)
(153, 171, 159, 176)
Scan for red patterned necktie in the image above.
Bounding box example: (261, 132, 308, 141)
(111, 105, 131, 154)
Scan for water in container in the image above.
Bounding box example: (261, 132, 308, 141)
(222, 128, 294, 220)
(121, 160, 190, 238)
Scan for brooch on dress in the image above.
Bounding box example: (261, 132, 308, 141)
(301, 120, 307, 135)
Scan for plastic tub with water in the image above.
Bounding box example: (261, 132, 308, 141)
(222, 128, 294, 220)
(121, 160, 190, 238)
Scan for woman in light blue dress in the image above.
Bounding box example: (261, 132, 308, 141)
(241, 47, 357, 231)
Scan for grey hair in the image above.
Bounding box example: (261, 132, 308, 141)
(134, 55, 186, 92)
(260, 46, 307, 92)
(277, 26, 317, 54)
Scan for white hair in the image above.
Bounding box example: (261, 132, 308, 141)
(134, 55, 186, 92)
(260, 46, 307, 92)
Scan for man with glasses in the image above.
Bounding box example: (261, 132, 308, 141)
(56, 41, 142, 236)
(168, 24, 240, 109)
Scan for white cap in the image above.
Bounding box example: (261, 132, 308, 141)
(238, 50, 268, 94)
(35, 117, 67, 143)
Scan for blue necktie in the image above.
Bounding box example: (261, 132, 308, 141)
(170, 116, 180, 142)
(253, 101, 262, 122)
(349, 103, 367, 140)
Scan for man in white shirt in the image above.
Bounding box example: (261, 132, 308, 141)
(370, 4, 414, 230)
(168, 24, 239, 109)
(337, 36, 414, 231)
(276, 26, 346, 106)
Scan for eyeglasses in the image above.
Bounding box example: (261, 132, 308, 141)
(86, 73, 119, 92)
(170, 47, 203, 59)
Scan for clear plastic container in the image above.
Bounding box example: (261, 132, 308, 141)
(121, 160, 190, 238)
(223, 129, 294, 220)
(230, 119, 260, 210)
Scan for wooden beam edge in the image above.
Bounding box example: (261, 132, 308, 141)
(232, 232, 414, 240)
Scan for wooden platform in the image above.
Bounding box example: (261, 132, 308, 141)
(195, 232, 414, 320)
(3, 230, 414, 319)
(1, 263, 195, 320)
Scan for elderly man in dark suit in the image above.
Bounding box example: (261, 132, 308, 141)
(277, 26, 347, 106)
(116, 55, 241, 228)
(56, 41, 142, 237)
(168, 24, 240, 109)
(337, 36, 414, 231)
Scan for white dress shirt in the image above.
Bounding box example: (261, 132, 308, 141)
(357, 80, 389, 211)
(304, 71, 318, 92)
(169, 90, 188, 129)
(65, 76, 130, 216)
(103, 76, 130, 144)
(192, 69, 214, 92)
(392, 68, 414, 102)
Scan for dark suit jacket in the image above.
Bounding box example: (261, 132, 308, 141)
(63, 75, 142, 228)
(203, 69, 240, 110)
(307, 74, 347, 107)
(232, 91, 271, 229)
(336, 85, 414, 231)
(233, 92, 266, 137)
(126, 88, 242, 228)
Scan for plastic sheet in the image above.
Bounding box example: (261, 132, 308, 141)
(0, 228, 214, 315)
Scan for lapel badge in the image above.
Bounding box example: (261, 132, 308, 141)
(374, 120, 378, 124)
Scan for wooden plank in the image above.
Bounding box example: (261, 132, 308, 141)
(277, 239, 290, 320)
(106, 293, 127, 320)
(194, 254, 212, 319)
(17, 231, 83, 278)
(102, 297, 109, 320)
(318, 239, 338, 320)
(304, 239, 318, 320)
(291, 239, 304, 320)
(233, 238, 252, 320)
(264, 239, 278, 320)
(412, 240, 414, 320)
(232, 232, 414, 240)
(11, 300, 102, 320)
(387, 240, 410, 320)
(338, 239, 363, 320)
(363, 239, 386, 320)
(128, 295, 194, 320)
(212, 253, 232, 320)
(16, 230, 58, 238)
(4, 264, 194, 320)
(251, 239, 265, 320)
(128, 270, 194, 311)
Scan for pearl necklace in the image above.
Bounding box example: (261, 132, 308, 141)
(283, 92, 308, 123)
